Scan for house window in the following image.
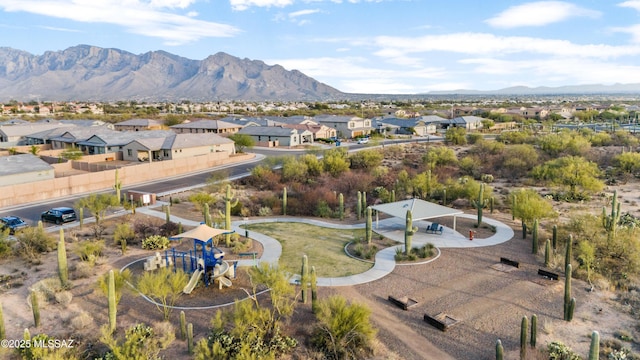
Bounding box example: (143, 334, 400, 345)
(349, 122, 354, 128)
(127, 149, 132, 156)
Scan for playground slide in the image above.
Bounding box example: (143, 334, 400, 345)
(183, 269, 204, 294)
(217, 276, 232, 289)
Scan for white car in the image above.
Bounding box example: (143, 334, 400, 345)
(357, 138, 369, 144)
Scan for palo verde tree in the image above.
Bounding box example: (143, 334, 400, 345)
(510, 188, 557, 229)
(228, 133, 255, 153)
(136, 267, 188, 321)
(76, 193, 120, 226)
(531, 155, 604, 201)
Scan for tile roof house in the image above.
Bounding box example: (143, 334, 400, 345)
(237, 126, 311, 147)
(375, 117, 437, 136)
(170, 119, 242, 135)
(441, 116, 485, 130)
(314, 115, 372, 139)
(281, 123, 336, 140)
(122, 133, 235, 162)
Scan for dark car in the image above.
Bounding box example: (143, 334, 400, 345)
(0, 216, 29, 234)
(41, 207, 77, 224)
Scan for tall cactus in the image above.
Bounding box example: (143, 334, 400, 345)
(30, 290, 40, 327)
(545, 239, 551, 267)
(390, 189, 395, 203)
(520, 315, 528, 360)
(219, 184, 239, 247)
(311, 266, 318, 314)
(472, 183, 489, 226)
(365, 207, 372, 245)
(532, 219, 539, 254)
(79, 207, 84, 228)
(114, 168, 122, 204)
(603, 190, 621, 242)
(426, 170, 432, 198)
(361, 191, 367, 218)
(490, 196, 495, 214)
(511, 192, 517, 220)
(108, 269, 117, 332)
(356, 191, 362, 220)
(564, 264, 572, 321)
(338, 193, 344, 220)
(530, 314, 537, 348)
(180, 311, 187, 340)
(187, 323, 194, 354)
(495, 339, 504, 360)
(405, 210, 417, 255)
(301, 255, 309, 304)
(522, 222, 527, 239)
(0, 303, 5, 340)
(57, 229, 68, 287)
(567, 297, 576, 322)
(282, 186, 287, 216)
(442, 189, 447, 206)
(565, 235, 572, 269)
(552, 224, 558, 250)
(589, 331, 600, 360)
(203, 203, 211, 227)
(164, 204, 171, 225)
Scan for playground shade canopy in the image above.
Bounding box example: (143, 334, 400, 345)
(170, 224, 231, 242)
(371, 198, 463, 221)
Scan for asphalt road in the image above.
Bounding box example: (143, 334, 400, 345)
(0, 136, 442, 226)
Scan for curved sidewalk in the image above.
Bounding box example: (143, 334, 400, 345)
(136, 206, 514, 287)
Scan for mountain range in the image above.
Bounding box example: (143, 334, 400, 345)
(0, 45, 345, 102)
(1, 45, 640, 102)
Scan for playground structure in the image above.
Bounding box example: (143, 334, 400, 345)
(142, 224, 236, 294)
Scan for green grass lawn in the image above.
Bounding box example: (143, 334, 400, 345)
(246, 222, 373, 277)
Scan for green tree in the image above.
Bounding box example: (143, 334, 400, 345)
(531, 156, 604, 200)
(100, 322, 174, 360)
(613, 152, 640, 175)
(188, 192, 215, 212)
(444, 127, 467, 145)
(76, 193, 120, 226)
(114, 223, 135, 247)
(281, 156, 308, 182)
(500, 144, 539, 179)
(323, 148, 350, 177)
(97, 269, 133, 306)
(60, 147, 83, 161)
(300, 153, 323, 177)
(422, 146, 457, 169)
(136, 268, 188, 321)
(511, 188, 557, 228)
(228, 133, 255, 153)
(349, 149, 383, 170)
(14, 226, 56, 262)
(311, 295, 377, 360)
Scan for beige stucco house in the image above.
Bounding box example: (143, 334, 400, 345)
(122, 133, 235, 162)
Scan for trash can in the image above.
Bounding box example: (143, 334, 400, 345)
(469, 230, 474, 241)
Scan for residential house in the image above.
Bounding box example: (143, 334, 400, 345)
(441, 116, 485, 130)
(237, 126, 311, 147)
(281, 123, 336, 140)
(376, 117, 436, 136)
(314, 115, 372, 138)
(0, 123, 73, 144)
(122, 133, 235, 162)
(170, 119, 242, 135)
(73, 130, 175, 155)
(114, 119, 165, 131)
(0, 154, 54, 186)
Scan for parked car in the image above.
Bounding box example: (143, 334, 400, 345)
(41, 207, 77, 224)
(357, 137, 369, 144)
(0, 216, 29, 234)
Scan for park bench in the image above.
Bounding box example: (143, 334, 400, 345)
(500, 257, 520, 268)
(426, 223, 443, 235)
(537, 269, 559, 280)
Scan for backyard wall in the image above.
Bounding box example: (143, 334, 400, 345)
(0, 152, 254, 208)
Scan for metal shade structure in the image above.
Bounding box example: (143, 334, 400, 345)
(371, 198, 463, 230)
(170, 224, 232, 242)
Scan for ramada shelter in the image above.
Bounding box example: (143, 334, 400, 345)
(370, 198, 464, 231)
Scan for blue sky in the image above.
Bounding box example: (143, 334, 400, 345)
(1, 1, 640, 94)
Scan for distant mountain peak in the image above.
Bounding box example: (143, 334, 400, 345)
(0, 45, 344, 102)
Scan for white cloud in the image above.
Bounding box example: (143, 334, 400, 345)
(619, 0, 640, 12)
(148, 0, 196, 8)
(289, 9, 320, 18)
(0, 0, 240, 44)
(230, 0, 293, 11)
(374, 32, 640, 59)
(485, 1, 600, 28)
(39, 25, 82, 32)
(611, 24, 640, 43)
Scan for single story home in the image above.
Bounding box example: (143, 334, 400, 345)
(237, 126, 312, 147)
(0, 153, 54, 186)
(122, 133, 235, 162)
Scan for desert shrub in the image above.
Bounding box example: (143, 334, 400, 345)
(258, 207, 273, 216)
(458, 155, 482, 178)
(415, 243, 435, 259)
(423, 146, 458, 169)
(349, 149, 383, 170)
(188, 192, 215, 212)
(97, 269, 132, 306)
(18, 333, 79, 360)
(547, 341, 581, 360)
(315, 200, 333, 218)
(32, 277, 62, 302)
(14, 226, 56, 262)
(54, 291, 73, 307)
(444, 127, 467, 145)
(496, 129, 533, 144)
(159, 221, 179, 237)
(114, 223, 135, 246)
(466, 132, 483, 144)
(231, 235, 252, 254)
(71, 311, 94, 331)
(142, 235, 170, 250)
(0, 229, 12, 257)
(99, 322, 174, 360)
(133, 218, 161, 240)
(75, 240, 104, 265)
(352, 243, 377, 260)
(311, 295, 376, 360)
(282, 156, 308, 183)
(247, 164, 280, 190)
(74, 261, 94, 279)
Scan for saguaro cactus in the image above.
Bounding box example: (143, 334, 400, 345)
(405, 210, 417, 255)
(511, 192, 517, 220)
(114, 168, 122, 204)
(589, 331, 600, 360)
(390, 189, 395, 203)
(361, 191, 367, 218)
(522, 222, 527, 239)
(567, 297, 576, 322)
(301, 255, 309, 304)
(490, 196, 495, 214)
(564, 264, 572, 321)
(338, 193, 344, 220)
(365, 207, 372, 244)
(311, 266, 318, 314)
(356, 191, 362, 220)
(180, 311, 187, 340)
(520, 315, 528, 360)
(495, 339, 504, 360)
(282, 187, 287, 216)
(552, 224, 558, 250)
(219, 184, 239, 247)
(203, 203, 211, 227)
(603, 190, 621, 242)
(108, 269, 117, 332)
(79, 207, 84, 228)
(57, 229, 68, 287)
(30, 290, 40, 327)
(472, 183, 489, 226)
(545, 239, 551, 267)
(530, 314, 537, 348)
(532, 219, 539, 254)
(164, 204, 171, 225)
(187, 323, 194, 354)
(565, 235, 572, 269)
